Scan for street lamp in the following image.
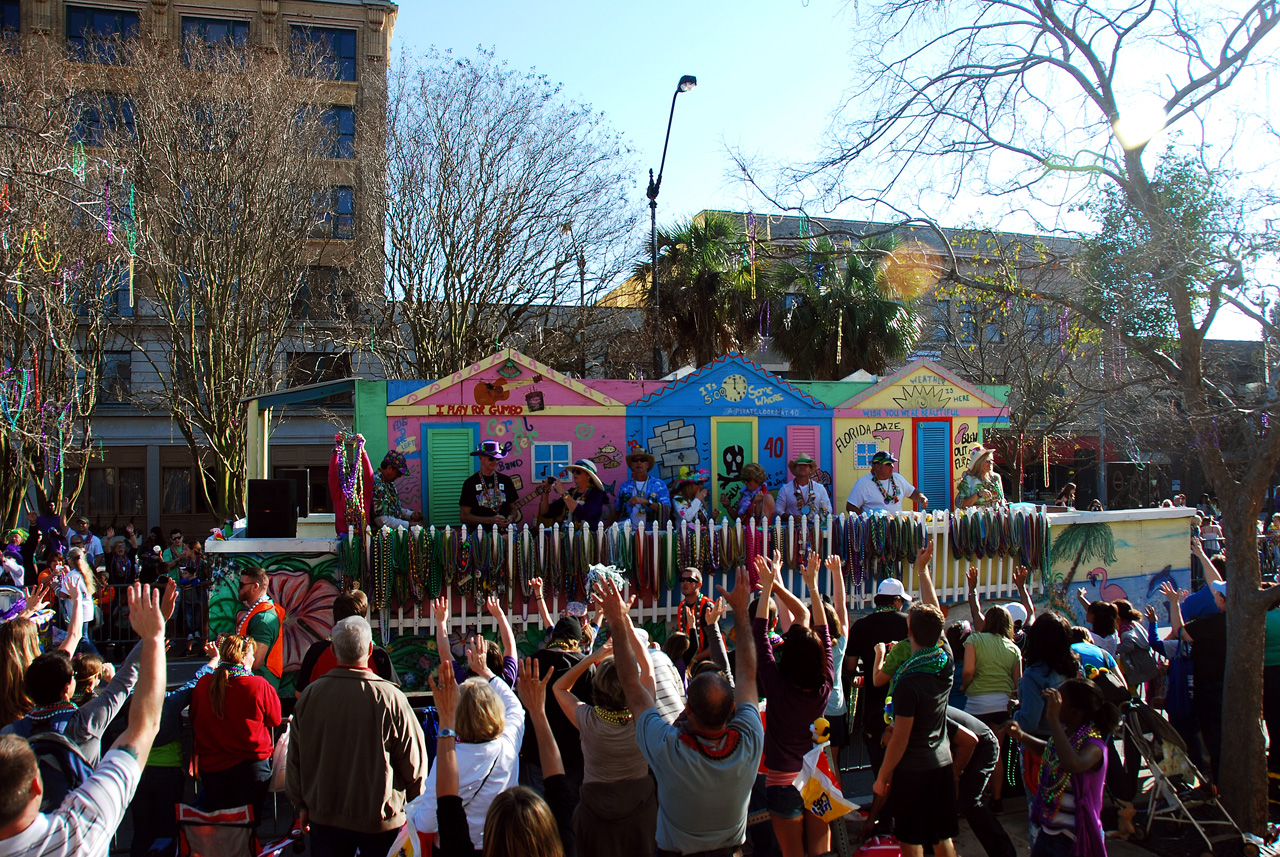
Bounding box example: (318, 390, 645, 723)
(646, 74, 697, 376)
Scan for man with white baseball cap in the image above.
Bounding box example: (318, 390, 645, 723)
(848, 575, 913, 773)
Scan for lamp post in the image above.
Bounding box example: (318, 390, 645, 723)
(646, 74, 697, 376)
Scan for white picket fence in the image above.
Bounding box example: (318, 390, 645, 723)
(374, 510, 1045, 638)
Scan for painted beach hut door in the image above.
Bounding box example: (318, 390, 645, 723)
(423, 426, 477, 526)
(712, 418, 756, 517)
(915, 420, 952, 511)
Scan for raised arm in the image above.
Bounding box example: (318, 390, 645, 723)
(756, 550, 781, 623)
(109, 584, 167, 764)
(485, 596, 518, 662)
(1075, 587, 1091, 613)
(828, 555, 846, 631)
(718, 566, 758, 706)
(1160, 581, 1188, 640)
(518, 658, 564, 778)
(802, 552, 826, 630)
(432, 596, 452, 669)
(528, 577, 554, 631)
(1014, 566, 1036, 625)
(770, 567, 810, 630)
(914, 544, 938, 609)
(1191, 536, 1222, 584)
(57, 577, 84, 655)
(596, 578, 655, 715)
(552, 643, 608, 723)
(966, 567, 984, 633)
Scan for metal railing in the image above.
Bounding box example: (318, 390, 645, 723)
(89, 582, 209, 658)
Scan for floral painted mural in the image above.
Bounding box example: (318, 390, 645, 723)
(207, 552, 342, 698)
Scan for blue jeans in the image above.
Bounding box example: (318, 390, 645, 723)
(1029, 830, 1074, 857)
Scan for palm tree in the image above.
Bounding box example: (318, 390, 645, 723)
(627, 212, 767, 368)
(769, 236, 923, 379)
(1050, 521, 1118, 595)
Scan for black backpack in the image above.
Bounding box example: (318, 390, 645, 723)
(28, 731, 93, 811)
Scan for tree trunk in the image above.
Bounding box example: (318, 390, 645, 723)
(1218, 500, 1269, 833)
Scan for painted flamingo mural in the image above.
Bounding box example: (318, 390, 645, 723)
(1085, 567, 1128, 602)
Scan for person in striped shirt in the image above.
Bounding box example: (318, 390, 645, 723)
(0, 583, 169, 857)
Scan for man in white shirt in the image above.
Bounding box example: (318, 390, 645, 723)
(775, 454, 832, 518)
(846, 451, 928, 513)
(0, 583, 168, 857)
(68, 518, 104, 569)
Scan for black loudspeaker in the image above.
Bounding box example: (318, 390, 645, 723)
(276, 469, 311, 519)
(247, 479, 298, 539)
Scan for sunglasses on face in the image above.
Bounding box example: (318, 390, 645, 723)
(680, 577, 699, 584)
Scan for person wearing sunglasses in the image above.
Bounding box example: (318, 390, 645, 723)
(676, 569, 716, 666)
(161, 530, 184, 573)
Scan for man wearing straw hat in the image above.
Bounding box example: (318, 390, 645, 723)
(616, 448, 670, 529)
(775, 454, 831, 519)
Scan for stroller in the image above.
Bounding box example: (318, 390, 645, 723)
(1122, 699, 1256, 855)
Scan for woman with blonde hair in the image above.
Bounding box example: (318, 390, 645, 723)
(61, 547, 100, 653)
(410, 633, 527, 850)
(0, 580, 81, 726)
(190, 633, 281, 817)
(956, 445, 1006, 508)
(962, 592, 1024, 810)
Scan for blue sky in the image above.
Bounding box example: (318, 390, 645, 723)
(388, 1, 1264, 340)
(388, 0, 851, 225)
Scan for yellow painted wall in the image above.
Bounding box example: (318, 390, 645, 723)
(832, 417, 914, 507)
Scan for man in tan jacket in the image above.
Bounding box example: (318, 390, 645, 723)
(286, 616, 427, 857)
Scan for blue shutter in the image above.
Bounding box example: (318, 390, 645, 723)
(423, 426, 478, 527)
(915, 421, 952, 511)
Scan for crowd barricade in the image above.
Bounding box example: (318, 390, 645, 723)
(90, 581, 209, 658)
(341, 508, 1051, 638)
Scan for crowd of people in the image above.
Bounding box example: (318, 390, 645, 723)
(0, 468, 1267, 857)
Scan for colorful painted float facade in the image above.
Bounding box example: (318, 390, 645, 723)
(383, 350, 629, 527)
(620, 354, 834, 516)
(830, 358, 1011, 512)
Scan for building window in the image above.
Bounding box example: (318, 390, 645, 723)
(2, 1, 19, 36)
(181, 16, 249, 50)
(291, 26, 356, 82)
(1026, 304, 1059, 344)
(285, 352, 352, 404)
(931, 299, 950, 340)
(72, 94, 135, 146)
(532, 443, 571, 482)
(162, 467, 193, 514)
(66, 5, 139, 64)
(313, 186, 354, 239)
(101, 351, 131, 403)
(320, 105, 355, 159)
(854, 442, 879, 468)
(292, 266, 354, 319)
(83, 466, 145, 517)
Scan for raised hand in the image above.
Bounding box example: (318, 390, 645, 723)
(160, 577, 178, 621)
(1013, 566, 1030, 588)
(825, 555, 842, 578)
(432, 595, 450, 625)
(1158, 581, 1181, 603)
(967, 567, 978, 591)
(802, 550, 821, 588)
(465, 634, 493, 679)
(593, 576, 628, 626)
(717, 566, 752, 616)
(429, 659, 459, 727)
(127, 583, 165, 640)
(1144, 604, 1157, 623)
(530, 577, 544, 600)
(516, 657, 553, 713)
(1042, 687, 1062, 721)
(484, 595, 503, 618)
(915, 542, 935, 568)
(707, 596, 728, 624)
(753, 553, 777, 591)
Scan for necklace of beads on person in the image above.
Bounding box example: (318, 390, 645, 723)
(593, 706, 633, 725)
(876, 477, 900, 504)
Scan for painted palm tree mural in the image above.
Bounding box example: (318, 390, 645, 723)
(1049, 521, 1117, 609)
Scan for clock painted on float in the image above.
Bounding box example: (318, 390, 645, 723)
(721, 374, 748, 402)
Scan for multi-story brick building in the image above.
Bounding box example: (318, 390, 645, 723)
(13, 0, 396, 535)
